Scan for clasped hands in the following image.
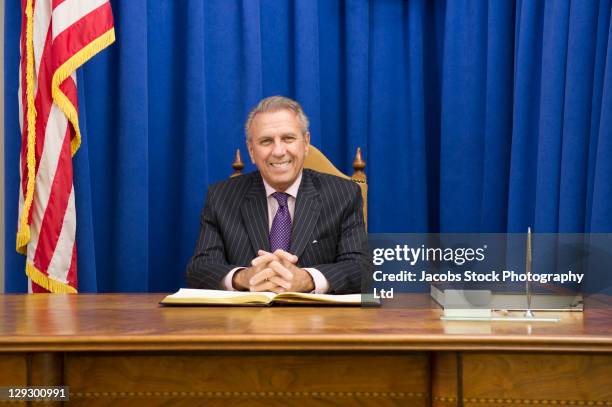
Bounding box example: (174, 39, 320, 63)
(232, 249, 314, 293)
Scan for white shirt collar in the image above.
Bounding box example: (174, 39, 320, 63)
(262, 171, 303, 199)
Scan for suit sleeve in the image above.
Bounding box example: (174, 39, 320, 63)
(313, 183, 372, 294)
(186, 186, 242, 289)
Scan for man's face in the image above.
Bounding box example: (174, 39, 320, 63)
(247, 109, 310, 191)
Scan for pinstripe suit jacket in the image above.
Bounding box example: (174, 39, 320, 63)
(186, 169, 370, 294)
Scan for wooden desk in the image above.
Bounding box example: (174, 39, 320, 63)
(1, 294, 611, 406)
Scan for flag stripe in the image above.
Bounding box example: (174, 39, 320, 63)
(26, 0, 49, 190)
(33, 0, 51, 82)
(52, 0, 109, 40)
(31, 75, 77, 268)
(33, 120, 72, 272)
(52, 0, 68, 9)
(33, 27, 55, 175)
(28, 29, 75, 236)
(51, 4, 114, 70)
(51, 3, 114, 157)
(27, 104, 69, 255)
(47, 186, 76, 283)
(67, 241, 77, 288)
(28, 71, 76, 265)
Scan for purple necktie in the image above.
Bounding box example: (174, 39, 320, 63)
(269, 192, 292, 252)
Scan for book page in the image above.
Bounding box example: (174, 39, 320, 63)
(274, 292, 362, 304)
(168, 289, 276, 300)
(161, 289, 276, 305)
(161, 289, 365, 306)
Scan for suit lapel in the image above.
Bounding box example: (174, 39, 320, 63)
(240, 173, 270, 255)
(291, 170, 321, 258)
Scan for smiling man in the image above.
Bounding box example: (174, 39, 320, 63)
(186, 96, 370, 294)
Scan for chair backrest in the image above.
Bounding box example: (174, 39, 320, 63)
(231, 146, 368, 227)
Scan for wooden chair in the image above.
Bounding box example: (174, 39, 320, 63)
(231, 146, 368, 226)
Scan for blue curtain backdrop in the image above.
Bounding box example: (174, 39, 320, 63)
(4, 0, 612, 292)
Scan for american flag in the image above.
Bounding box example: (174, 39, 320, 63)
(17, 0, 115, 293)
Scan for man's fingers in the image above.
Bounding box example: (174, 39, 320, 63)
(250, 280, 279, 292)
(273, 249, 298, 264)
(269, 275, 292, 290)
(268, 285, 287, 294)
(249, 268, 276, 286)
(256, 249, 298, 264)
(251, 252, 278, 268)
(249, 268, 292, 290)
(269, 260, 294, 281)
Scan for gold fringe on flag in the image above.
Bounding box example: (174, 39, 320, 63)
(16, 0, 38, 254)
(52, 28, 116, 156)
(26, 263, 78, 294)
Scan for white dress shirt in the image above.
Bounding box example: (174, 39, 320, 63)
(222, 172, 330, 293)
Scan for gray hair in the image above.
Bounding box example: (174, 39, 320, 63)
(245, 96, 310, 141)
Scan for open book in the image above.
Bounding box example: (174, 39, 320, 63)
(161, 288, 363, 306)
